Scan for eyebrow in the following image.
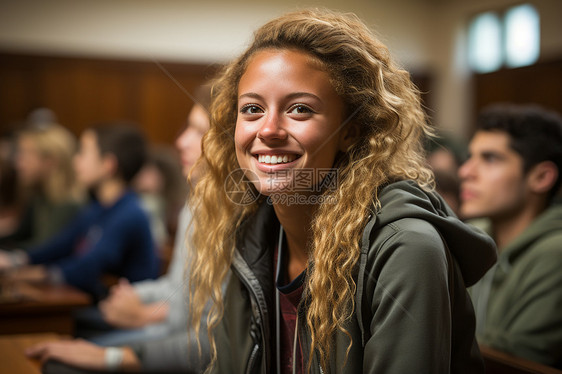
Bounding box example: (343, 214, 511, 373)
(480, 150, 505, 157)
(238, 92, 322, 102)
(470, 150, 507, 161)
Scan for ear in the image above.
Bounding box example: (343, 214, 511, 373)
(527, 161, 558, 195)
(338, 122, 359, 152)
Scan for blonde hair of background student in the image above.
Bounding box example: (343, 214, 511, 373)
(16, 123, 82, 204)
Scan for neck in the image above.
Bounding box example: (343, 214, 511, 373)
(273, 199, 316, 281)
(492, 199, 547, 250)
(96, 179, 127, 207)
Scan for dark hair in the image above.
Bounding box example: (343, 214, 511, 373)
(90, 123, 147, 183)
(477, 104, 562, 198)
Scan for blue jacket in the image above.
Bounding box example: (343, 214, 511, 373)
(28, 191, 158, 299)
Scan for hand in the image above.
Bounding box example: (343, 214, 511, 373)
(100, 278, 169, 328)
(0, 249, 29, 271)
(25, 339, 107, 371)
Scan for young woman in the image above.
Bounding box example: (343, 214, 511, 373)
(0, 123, 83, 249)
(189, 9, 497, 374)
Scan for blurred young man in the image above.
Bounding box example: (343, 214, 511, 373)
(459, 104, 562, 368)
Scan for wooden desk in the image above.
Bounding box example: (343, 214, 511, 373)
(482, 345, 562, 374)
(0, 333, 63, 374)
(0, 282, 91, 335)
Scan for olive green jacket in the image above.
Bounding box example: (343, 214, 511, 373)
(212, 180, 497, 374)
(471, 204, 562, 369)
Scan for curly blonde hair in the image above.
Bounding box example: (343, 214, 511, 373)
(18, 124, 82, 203)
(189, 8, 434, 372)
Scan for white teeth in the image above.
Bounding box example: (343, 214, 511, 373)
(257, 154, 296, 164)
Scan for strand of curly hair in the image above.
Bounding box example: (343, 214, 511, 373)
(188, 8, 434, 373)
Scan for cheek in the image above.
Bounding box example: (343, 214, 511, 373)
(188, 146, 202, 160)
(233, 122, 245, 146)
(299, 130, 339, 163)
(234, 123, 252, 154)
(76, 157, 93, 176)
(491, 169, 522, 189)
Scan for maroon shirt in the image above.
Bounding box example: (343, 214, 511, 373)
(275, 244, 306, 374)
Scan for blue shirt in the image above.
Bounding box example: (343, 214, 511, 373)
(28, 191, 159, 299)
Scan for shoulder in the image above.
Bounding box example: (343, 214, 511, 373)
(107, 193, 151, 228)
(516, 230, 562, 272)
(371, 217, 445, 256)
(115, 192, 148, 216)
(367, 217, 449, 277)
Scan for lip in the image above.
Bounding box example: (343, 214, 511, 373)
(250, 148, 302, 171)
(251, 148, 302, 156)
(460, 188, 478, 201)
(181, 157, 194, 168)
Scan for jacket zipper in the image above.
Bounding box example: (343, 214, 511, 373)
(246, 342, 260, 374)
(232, 254, 269, 374)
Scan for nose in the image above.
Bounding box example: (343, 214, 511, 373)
(458, 158, 475, 181)
(175, 129, 189, 151)
(257, 112, 287, 141)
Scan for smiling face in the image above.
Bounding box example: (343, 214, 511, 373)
(234, 49, 348, 195)
(458, 130, 530, 221)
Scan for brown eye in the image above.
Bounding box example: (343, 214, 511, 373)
(289, 104, 314, 115)
(240, 104, 264, 114)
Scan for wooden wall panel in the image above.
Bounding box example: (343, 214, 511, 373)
(0, 52, 436, 144)
(138, 66, 202, 144)
(472, 58, 562, 135)
(0, 53, 219, 145)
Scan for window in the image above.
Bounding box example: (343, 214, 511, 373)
(468, 4, 539, 73)
(468, 12, 502, 73)
(505, 4, 540, 68)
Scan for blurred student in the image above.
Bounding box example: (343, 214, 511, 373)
(133, 144, 187, 253)
(459, 104, 562, 368)
(0, 129, 20, 237)
(0, 123, 83, 249)
(0, 124, 158, 300)
(82, 85, 211, 345)
(426, 134, 464, 215)
(26, 86, 212, 373)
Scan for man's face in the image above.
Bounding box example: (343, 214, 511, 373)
(458, 130, 530, 221)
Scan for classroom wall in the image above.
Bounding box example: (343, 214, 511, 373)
(1, 0, 561, 140)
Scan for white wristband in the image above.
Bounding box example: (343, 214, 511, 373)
(105, 347, 124, 371)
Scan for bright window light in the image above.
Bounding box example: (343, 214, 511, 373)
(505, 4, 540, 68)
(468, 12, 503, 73)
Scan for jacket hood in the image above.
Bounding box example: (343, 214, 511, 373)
(374, 180, 497, 287)
(500, 203, 562, 265)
